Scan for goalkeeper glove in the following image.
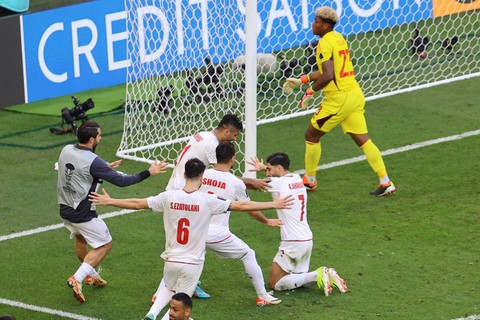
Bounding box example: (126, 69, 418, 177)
(300, 87, 315, 109)
(283, 74, 310, 94)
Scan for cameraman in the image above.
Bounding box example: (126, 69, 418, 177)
(57, 121, 168, 303)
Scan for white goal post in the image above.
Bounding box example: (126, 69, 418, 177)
(117, 0, 480, 175)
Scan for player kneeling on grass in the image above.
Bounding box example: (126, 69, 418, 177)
(89, 158, 294, 320)
(248, 153, 348, 296)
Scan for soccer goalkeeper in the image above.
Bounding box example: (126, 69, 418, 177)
(283, 6, 395, 196)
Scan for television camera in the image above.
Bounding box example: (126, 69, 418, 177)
(50, 96, 95, 135)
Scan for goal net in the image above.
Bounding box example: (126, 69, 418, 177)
(117, 0, 480, 174)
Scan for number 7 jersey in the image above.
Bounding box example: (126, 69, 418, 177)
(267, 173, 313, 241)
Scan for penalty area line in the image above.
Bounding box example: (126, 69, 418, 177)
(0, 298, 102, 320)
(294, 129, 480, 174)
(0, 209, 138, 242)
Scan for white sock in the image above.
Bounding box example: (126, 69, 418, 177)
(155, 278, 166, 295)
(305, 174, 316, 183)
(89, 268, 99, 278)
(304, 270, 318, 287)
(241, 249, 267, 297)
(74, 262, 94, 282)
(274, 272, 316, 291)
(147, 287, 174, 318)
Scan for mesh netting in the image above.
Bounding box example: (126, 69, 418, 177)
(117, 1, 479, 174)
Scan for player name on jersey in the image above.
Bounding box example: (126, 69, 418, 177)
(288, 182, 304, 189)
(202, 178, 227, 190)
(169, 202, 200, 212)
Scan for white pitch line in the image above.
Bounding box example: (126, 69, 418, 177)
(0, 298, 101, 320)
(0, 209, 137, 242)
(452, 316, 480, 320)
(294, 129, 480, 174)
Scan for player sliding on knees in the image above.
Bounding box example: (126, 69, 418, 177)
(248, 153, 348, 296)
(283, 6, 395, 196)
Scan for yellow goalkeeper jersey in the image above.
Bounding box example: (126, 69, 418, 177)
(316, 31, 360, 93)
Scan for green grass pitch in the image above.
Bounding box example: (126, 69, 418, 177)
(0, 77, 479, 319)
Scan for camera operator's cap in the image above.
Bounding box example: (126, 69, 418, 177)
(315, 6, 339, 23)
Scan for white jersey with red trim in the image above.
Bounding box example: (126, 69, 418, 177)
(200, 168, 249, 240)
(166, 131, 219, 191)
(147, 189, 231, 264)
(267, 173, 312, 241)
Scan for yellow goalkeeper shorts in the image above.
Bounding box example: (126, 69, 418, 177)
(310, 86, 367, 134)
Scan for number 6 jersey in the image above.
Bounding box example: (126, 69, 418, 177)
(147, 190, 231, 264)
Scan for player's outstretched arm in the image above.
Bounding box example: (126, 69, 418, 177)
(230, 194, 293, 212)
(240, 177, 271, 191)
(248, 210, 283, 227)
(244, 157, 270, 191)
(247, 156, 267, 172)
(108, 159, 122, 169)
(148, 160, 169, 176)
(89, 188, 149, 210)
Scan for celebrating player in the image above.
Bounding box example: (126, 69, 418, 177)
(166, 113, 269, 192)
(197, 142, 282, 305)
(57, 121, 168, 303)
(283, 6, 395, 196)
(89, 158, 293, 320)
(153, 143, 282, 305)
(248, 153, 348, 296)
(166, 113, 270, 297)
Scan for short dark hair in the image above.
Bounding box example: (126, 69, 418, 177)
(77, 121, 100, 144)
(266, 152, 290, 170)
(172, 292, 192, 310)
(217, 114, 243, 131)
(216, 142, 235, 164)
(184, 158, 206, 179)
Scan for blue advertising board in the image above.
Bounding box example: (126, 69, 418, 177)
(22, 0, 432, 103)
(255, 0, 432, 52)
(22, 0, 126, 102)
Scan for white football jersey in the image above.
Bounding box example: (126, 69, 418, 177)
(166, 131, 219, 191)
(200, 168, 249, 231)
(267, 173, 313, 241)
(147, 189, 231, 264)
